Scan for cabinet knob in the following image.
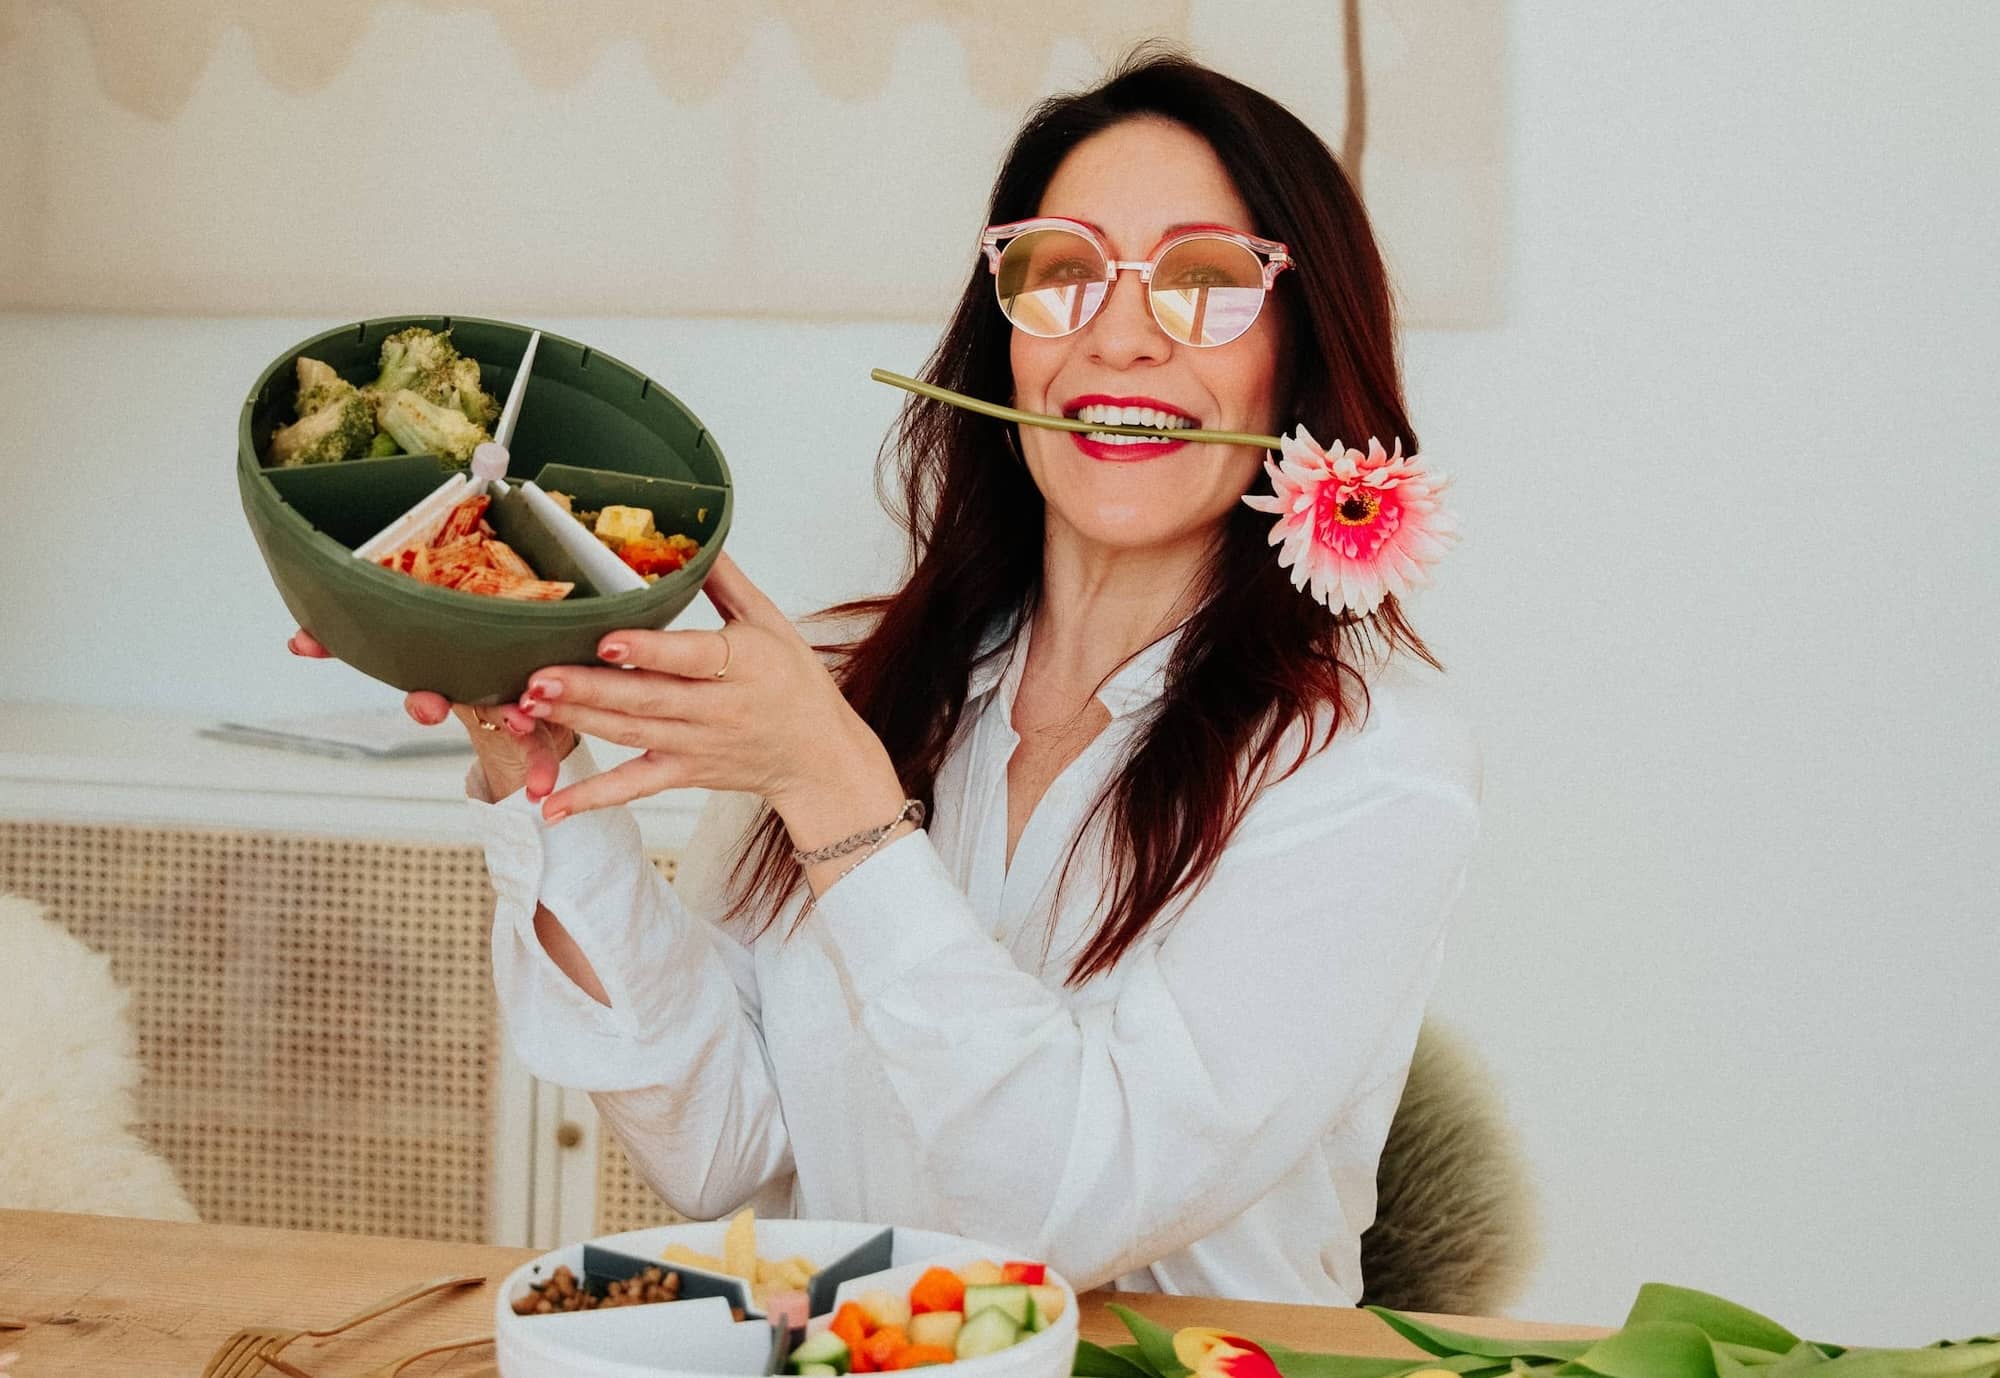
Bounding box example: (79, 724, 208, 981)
(555, 1121, 584, 1150)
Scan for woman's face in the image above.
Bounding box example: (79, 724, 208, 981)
(1010, 117, 1285, 561)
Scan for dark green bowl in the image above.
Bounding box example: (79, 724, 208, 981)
(238, 316, 733, 705)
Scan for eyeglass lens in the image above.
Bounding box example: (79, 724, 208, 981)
(994, 228, 1268, 347)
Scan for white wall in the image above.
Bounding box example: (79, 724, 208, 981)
(2, 0, 1996, 1346)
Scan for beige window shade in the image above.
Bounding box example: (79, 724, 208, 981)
(0, 0, 1505, 326)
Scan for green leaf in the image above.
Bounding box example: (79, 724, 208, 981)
(1108, 1304, 1191, 1378)
(1809, 1342, 2000, 1377)
(1624, 1286, 1800, 1356)
(1762, 1342, 1835, 1375)
(1077, 1340, 1164, 1378)
(1713, 1341, 1790, 1370)
(1572, 1320, 1719, 1378)
(1266, 1344, 1498, 1378)
(1364, 1310, 1597, 1363)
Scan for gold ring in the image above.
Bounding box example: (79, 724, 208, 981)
(713, 628, 734, 680)
(477, 715, 503, 732)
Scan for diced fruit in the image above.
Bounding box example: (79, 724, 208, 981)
(831, 1301, 873, 1357)
(906, 1311, 963, 1351)
(595, 504, 656, 545)
(860, 1324, 911, 1373)
(958, 1260, 1005, 1287)
(960, 1285, 1033, 1330)
(892, 1345, 957, 1369)
(909, 1266, 967, 1316)
(856, 1288, 913, 1332)
(791, 1331, 852, 1375)
(954, 1307, 1022, 1359)
(1026, 1285, 1065, 1329)
(1000, 1262, 1046, 1286)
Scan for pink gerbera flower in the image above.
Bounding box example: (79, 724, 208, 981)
(1242, 427, 1456, 618)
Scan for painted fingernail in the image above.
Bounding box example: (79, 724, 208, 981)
(599, 642, 627, 662)
(524, 700, 552, 719)
(529, 677, 563, 699)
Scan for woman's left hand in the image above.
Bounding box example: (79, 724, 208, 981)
(517, 554, 898, 826)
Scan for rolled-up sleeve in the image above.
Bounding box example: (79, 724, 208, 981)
(467, 748, 792, 1218)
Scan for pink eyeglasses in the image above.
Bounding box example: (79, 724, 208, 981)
(981, 216, 1293, 348)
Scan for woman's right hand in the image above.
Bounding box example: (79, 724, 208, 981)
(287, 630, 578, 802)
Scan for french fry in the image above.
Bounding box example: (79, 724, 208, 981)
(723, 1207, 758, 1284)
(663, 1210, 820, 1305)
(661, 1243, 727, 1272)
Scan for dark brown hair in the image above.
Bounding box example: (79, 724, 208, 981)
(727, 46, 1437, 981)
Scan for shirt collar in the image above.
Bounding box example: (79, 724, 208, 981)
(966, 613, 1185, 722)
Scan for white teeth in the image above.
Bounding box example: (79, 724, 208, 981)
(1068, 403, 1193, 432)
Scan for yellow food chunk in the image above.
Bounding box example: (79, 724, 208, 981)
(723, 1206, 758, 1284)
(909, 1312, 963, 1350)
(595, 504, 656, 546)
(661, 1243, 727, 1273)
(855, 1288, 911, 1331)
(959, 1260, 1005, 1287)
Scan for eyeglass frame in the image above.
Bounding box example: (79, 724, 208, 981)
(978, 216, 1294, 346)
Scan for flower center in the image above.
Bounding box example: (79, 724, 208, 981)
(1312, 482, 1400, 563)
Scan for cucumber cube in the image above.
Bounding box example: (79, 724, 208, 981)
(790, 1331, 851, 1375)
(961, 1284, 1033, 1330)
(954, 1306, 1023, 1359)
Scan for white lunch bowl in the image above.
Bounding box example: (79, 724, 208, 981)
(494, 1219, 1079, 1378)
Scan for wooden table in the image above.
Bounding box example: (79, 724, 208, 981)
(0, 1211, 1599, 1376)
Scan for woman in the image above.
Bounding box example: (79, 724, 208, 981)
(297, 50, 1479, 1304)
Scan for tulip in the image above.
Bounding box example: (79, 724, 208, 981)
(1172, 1328, 1282, 1378)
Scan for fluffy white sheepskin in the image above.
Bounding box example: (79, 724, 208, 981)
(0, 893, 197, 1221)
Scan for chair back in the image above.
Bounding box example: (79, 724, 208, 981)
(1359, 1021, 1536, 1314)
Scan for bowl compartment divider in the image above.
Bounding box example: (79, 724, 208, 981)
(487, 484, 611, 597)
(806, 1228, 897, 1319)
(261, 454, 465, 552)
(580, 1243, 757, 1316)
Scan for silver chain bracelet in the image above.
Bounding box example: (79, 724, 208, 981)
(790, 799, 926, 867)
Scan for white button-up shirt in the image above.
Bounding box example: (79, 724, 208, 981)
(470, 627, 1481, 1303)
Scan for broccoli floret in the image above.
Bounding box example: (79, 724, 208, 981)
(366, 431, 401, 458)
(269, 390, 375, 466)
(371, 326, 460, 396)
(446, 355, 498, 428)
(292, 357, 350, 417)
(377, 388, 490, 467)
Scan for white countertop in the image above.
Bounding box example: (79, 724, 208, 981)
(0, 701, 703, 848)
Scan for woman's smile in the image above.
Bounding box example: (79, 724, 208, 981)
(1064, 393, 1199, 462)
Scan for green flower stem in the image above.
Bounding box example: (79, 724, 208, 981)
(870, 369, 1284, 451)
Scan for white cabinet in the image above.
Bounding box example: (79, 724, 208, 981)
(0, 703, 699, 1247)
